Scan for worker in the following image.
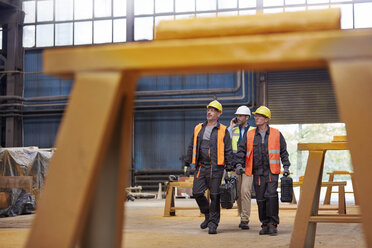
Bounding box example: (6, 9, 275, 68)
(184, 100, 233, 235)
(235, 106, 290, 235)
(228, 105, 254, 230)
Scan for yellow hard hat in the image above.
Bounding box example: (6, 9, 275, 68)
(253, 106, 271, 119)
(206, 100, 223, 113)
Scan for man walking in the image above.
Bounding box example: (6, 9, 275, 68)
(236, 106, 290, 235)
(228, 105, 253, 230)
(184, 100, 233, 234)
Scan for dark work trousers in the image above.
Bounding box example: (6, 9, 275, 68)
(253, 173, 279, 227)
(192, 164, 224, 227)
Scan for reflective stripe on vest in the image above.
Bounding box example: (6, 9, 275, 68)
(245, 127, 281, 176)
(192, 123, 226, 166)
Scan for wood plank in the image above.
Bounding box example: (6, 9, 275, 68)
(0, 176, 33, 193)
(297, 142, 348, 151)
(26, 72, 124, 248)
(309, 215, 362, 223)
(80, 72, 139, 248)
(329, 59, 372, 247)
(43, 30, 372, 79)
(0, 192, 10, 208)
(155, 9, 340, 40)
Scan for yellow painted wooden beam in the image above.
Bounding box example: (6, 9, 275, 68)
(298, 142, 348, 151)
(155, 9, 340, 40)
(43, 29, 372, 79)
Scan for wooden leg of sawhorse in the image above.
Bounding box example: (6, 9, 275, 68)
(290, 150, 325, 248)
(26, 71, 138, 248)
(350, 173, 359, 205)
(323, 173, 334, 205)
(164, 185, 175, 217)
(330, 59, 372, 247)
(338, 185, 346, 215)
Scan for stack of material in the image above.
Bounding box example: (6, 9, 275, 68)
(0, 147, 53, 217)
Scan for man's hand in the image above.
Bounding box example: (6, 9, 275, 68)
(283, 166, 290, 177)
(229, 117, 237, 129)
(235, 164, 245, 175)
(184, 166, 191, 177)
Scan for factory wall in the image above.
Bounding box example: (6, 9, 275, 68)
(23, 50, 255, 171)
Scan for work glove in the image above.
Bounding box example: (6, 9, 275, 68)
(184, 166, 191, 177)
(235, 164, 245, 175)
(225, 171, 232, 180)
(225, 164, 233, 172)
(283, 166, 290, 177)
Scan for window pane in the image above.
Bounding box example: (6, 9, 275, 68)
(175, 0, 195, 12)
(218, 11, 238, 16)
(95, 0, 112, 18)
(23, 25, 35, 47)
(218, 0, 237, 9)
(37, 0, 53, 22)
(94, 20, 112, 43)
(196, 0, 216, 11)
(0, 28, 2, 50)
(134, 17, 154, 40)
(264, 8, 284, 13)
(239, 0, 256, 8)
(263, 0, 284, 7)
(307, 5, 329, 10)
(355, 3, 372, 28)
(114, 0, 127, 17)
(175, 14, 195, 19)
(285, 6, 306, 12)
(155, 0, 174, 13)
(307, 0, 329, 3)
(56, 0, 73, 21)
(36, 24, 54, 47)
(23, 1, 35, 23)
(113, 19, 126, 42)
(196, 12, 217, 17)
(135, 0, 154, 15)
(74, 21, 92, 45)
(239, 9, 256, 15)
(55, 23, 73, 46)
(75, 0, 93, 20)
(331, 4, 353, 29)
(285, 0, 305, 5)
(155, 15, 173, 27)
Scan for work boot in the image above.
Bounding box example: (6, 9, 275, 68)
(259, 226, 269, 235)
(208, 223, 217, 234)
(268, 225, 278, 235)
(239, 221, 250, 230)
(200, 214, 209, 229)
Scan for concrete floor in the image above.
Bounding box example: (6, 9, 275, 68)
(0, 198, 365, 248)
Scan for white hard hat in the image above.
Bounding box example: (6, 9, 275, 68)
(235, 105, 251, 116)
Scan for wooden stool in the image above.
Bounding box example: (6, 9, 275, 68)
(25, 9, 372, 248)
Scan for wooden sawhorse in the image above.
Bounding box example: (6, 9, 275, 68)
(164, 180, 210, 217)
(280, 181, 347, 215)
(324, 170, 358, 205)
(25, 9, 372, 248)
(290, 138, 362, 247)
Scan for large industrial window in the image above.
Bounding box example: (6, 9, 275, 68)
(16, 0, 372, 49)
(21, 0, 127, 48)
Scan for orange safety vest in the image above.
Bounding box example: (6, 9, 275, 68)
(192, 123, 226, 166)
(245, 127, 281, 176)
